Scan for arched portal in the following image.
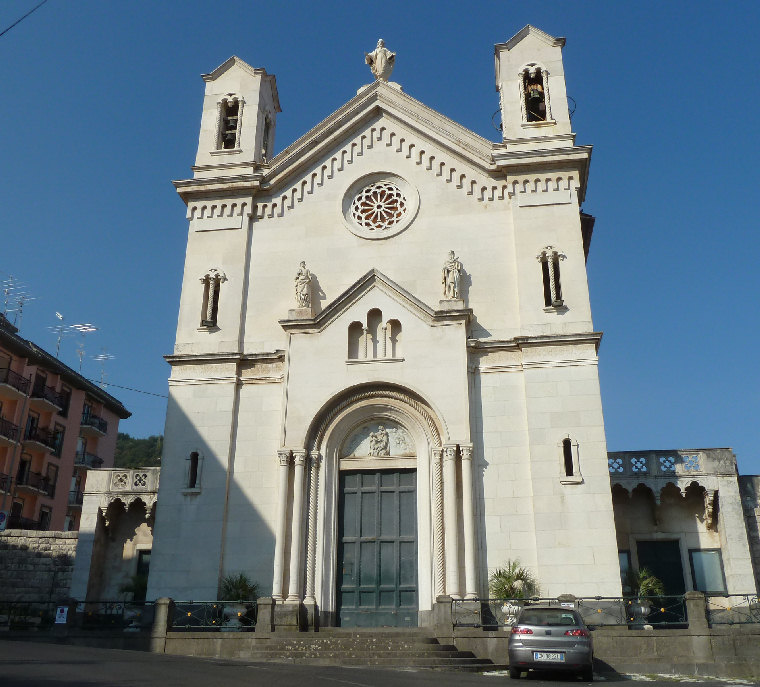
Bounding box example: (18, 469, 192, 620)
(305, 385, 443, 628)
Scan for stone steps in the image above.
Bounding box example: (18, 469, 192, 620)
(231, 630, 501, 671)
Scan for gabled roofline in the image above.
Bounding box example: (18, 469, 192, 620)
(263, 81, 495, 193)
(495, 25, 566, 53)
(202, 56, 281, 113)
(280, 269, 471, 333)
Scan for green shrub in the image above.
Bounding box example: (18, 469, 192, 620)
(489, 560, 540, 599)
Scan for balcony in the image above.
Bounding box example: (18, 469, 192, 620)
(81, 413, 108, 437)
(0, 417, 20, 447)
(16, 470, 55, 498)
(68, 489, 84, 507)
(0, 472, 10, 493)
(30, 382, 65, 413)
(23, 426, 59, 453)
(8, 515, 47, 530)
(0, 367, 30, 401)
(75, 450, 104, 469)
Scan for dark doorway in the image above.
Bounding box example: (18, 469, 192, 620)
(337, 469, 417, 627)
(636, 540, 685, 595)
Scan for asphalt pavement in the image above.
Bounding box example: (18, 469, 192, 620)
(0, 640, 752, 687)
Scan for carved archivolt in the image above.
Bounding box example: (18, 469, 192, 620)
(309, 386, 442, 452)
(253, 125, 509, 222)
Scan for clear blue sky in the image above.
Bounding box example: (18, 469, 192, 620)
(2, 2, 758, 472)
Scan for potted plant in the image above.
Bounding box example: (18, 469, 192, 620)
(219, 572, 258, 631)
(489, 560, 540, 626)
(626, 567, 664, 629)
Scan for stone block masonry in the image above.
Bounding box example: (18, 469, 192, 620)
(0, 530, 78, 602)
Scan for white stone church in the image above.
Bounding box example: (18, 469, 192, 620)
(146, 26, 651, 627)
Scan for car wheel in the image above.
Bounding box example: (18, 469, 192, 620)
(509, 667, 521, 679)
(580, 666, 593, 681)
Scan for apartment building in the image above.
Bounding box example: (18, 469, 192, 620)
(0, 313, 130, 531)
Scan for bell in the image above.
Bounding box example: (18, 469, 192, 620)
(528, 88, 542, 101)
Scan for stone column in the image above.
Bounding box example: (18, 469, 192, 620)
(460, 444, 478, 599)
(443, 444, 461, 598)
(432, 447, 445, 597)
(271, 450, 291, 600)
(304, 451, 322, 605)
(381, 325, 387, 358)
(287, 450, 308, 601)
(150, 597, 174, 653)
(362, 327, 369, 359)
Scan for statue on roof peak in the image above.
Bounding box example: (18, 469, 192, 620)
(365, 39, 395, 82)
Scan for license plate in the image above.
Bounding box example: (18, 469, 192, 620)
(533, 651, 565, 662)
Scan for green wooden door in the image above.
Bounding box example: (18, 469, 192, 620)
(337, 469, 417, 627)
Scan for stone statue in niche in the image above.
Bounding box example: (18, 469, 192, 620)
(365, 39, 395, 82)
(442, 250, 462, 299)
(369, 425, 390, 456)
(294, 261, 312, 307)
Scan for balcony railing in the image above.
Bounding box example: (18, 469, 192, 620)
(24, 426, 59, 452)
(0, 367, 30, 395)
(75, 450, 104, 468)
(31, 383, 65, 410)
(81, 413, 108, 434)
(0, 472, 10, 492)
(7, 515, 46, 530)
(68, 489, 84, 506)
(16, 470, 55, 497)
(0, 417, 20, 443)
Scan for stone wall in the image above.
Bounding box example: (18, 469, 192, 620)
(739, 475, 760, 592)
(0, 530, 78, 601)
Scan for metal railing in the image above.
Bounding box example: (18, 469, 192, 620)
(0, 472, 10, 492)
(75, 450, 103, 468)
(78, 601, 155, 631)
(81, 413, 108, 434)
(31, 383, 65, 409)
(171, 600, 257, 631)
(706, 594, 760, 625)
(24, 425, 59, 452)
(16, 470, 55, 497)
(0, 416, 20, 442)
(452, 596, 688, 628)
(0, 367, 30, 395)
(0, 600, 57, 630)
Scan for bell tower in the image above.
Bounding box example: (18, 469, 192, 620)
(494, 25, 573, 146)
(194, 56, 281, 173)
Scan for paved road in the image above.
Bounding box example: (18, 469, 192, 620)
(0, 640, 750, 687)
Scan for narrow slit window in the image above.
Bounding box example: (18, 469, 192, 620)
(562, 439, 574, 477)
(188, 451, 199, 489)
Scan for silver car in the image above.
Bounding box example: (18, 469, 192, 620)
(507, 606, 594, 681)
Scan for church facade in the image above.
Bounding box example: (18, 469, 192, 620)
(147, 26, 625, 627)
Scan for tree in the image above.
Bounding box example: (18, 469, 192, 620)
(114, 433, 162, 468)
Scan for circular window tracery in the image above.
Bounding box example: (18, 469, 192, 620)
(350, 181, 407, 232)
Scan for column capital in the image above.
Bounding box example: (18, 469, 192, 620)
(309, 451, 322, 466)
(443, 444, 458, 462)
(293, 450, 307, 467)
(277, 450, 291, 467)
(460, 444, 474, 461)
(432, 447, 443, 460)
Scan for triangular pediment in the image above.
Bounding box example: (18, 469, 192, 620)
(495, 25, 566, 52)
(265, 81, 495, 192)
(279, 269, 470, 333)
(249, 82, 516, 222)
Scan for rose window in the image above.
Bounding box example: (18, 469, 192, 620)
(350, 181, 407, 231)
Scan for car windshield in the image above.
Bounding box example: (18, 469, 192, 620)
(518, 609, 581, 626)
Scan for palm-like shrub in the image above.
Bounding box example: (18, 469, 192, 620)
(489, 560, 540, 599)
(626, 567, 665, 598)
(219, 572, 259, 601)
